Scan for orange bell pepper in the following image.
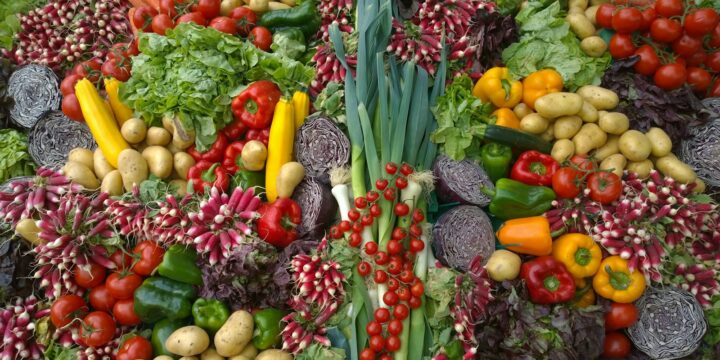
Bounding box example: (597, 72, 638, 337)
(496, 216, 552, 256)
(572, 277, 596, 308)
(522, 69, 564, 109)
(472, 67, 523, 108)
(492, 108, 520, 129)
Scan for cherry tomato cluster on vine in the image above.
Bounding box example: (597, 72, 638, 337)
(131, 0, 272, 51)
(552, 155, 622, 204)
(599, 0, 720, 96)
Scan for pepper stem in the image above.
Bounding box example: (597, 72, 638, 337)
(574, 248, 592, 266)
(201, 163, 220, 182)
(606, 265, 631, 290)
(543, 275, 560, 292)
(530, 161, 547, 175)
(245, 99, 259, 115)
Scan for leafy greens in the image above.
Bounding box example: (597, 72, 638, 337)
(0, 129, 35, 183)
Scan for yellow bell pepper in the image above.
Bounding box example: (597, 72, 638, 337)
(552, 233, 602, 278)
(592, 256, 646, 303)
(104, 77, 134, 126)
(572, 277, 596, 308)
(522, 69, 564, 109)
(472, 67, 523, 108)
(492, 108, 520, 129)
(292, 91, 310, 130)
(265, 98, 295, 202)
(496, 216, 552, 256)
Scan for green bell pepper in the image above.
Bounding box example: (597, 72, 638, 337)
(152, 318, 188, 357)
(157, 245, 203, 286)
(253, 308, 289, 350)
(134, 276, 197, 323)
(232, 168, 265, 191)
(192, 298, 230, 335)
(258, 0, 321, 39)
(480, 143, 513, 183)
(484, 178, 556, 220)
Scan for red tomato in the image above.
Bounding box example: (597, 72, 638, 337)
(552, 168, 582, 199)
(229, 7, 257, 36)
(686, 67, 712, 93)
(50, 294, 88, 328)
(110, 250, 133, 271)
(132, 6, 158, 32)
(640, 7, 656, 31)
(359, 349, 375, 360)
(711, 23, 720, 48)
(603, 332, 632, 358)
(684, 8, 719, 37)
(587, 172, 622, 204)
(710, 79, 720, 97)
(672, 33, 703, 57)
(80, 311, 116, 347)
(250, 26, 272, 51)
(706, 51, 720, 72)
(685, 51, 707, 67)
(60, 74, 82, 95)
(117, 336, 153, 360)
(612, 7, 643, 34)
(197, 0, 221, 20)
(655, 0, 684, 18)
(209, 16, 238, 35)
(570, 155, 596, 171)
(609, 33, 636, 59)
(368, 335, 385, 352)
(596, 4, 616, 29)
(605, 302, 639, 330)
(131, 240, 165, 276)
(650, 18, 683, 43)
(105, 272, 143, 300)
(107, 43, 131, 63)
(127, 37, 140, 56)
(89, 285, 116, 312)
(101, 59, 132, 82)
(159, 0, 178, 18)
(633, 45, 661, 76)
(385, 335, 401, 352)
(113, 298, 141, 326)
(177, 11, 208, 26)
(62, 94, 84, 122)
(654, 63, 687, 90)
(152, 14, 175, 36)
(74, 261, 107, 289)
(73, 58, 103, 82)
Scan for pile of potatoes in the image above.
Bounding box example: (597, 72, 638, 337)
(62, 116, 197, 196)
(517, 85, 702, 187)
(156, 310, 292, 360)
(564, 0, 608, 58)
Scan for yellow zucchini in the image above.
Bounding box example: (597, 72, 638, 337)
(292, 90, 309, 130)
(104, 77, 134, 126)
(265, 98, 295, 202)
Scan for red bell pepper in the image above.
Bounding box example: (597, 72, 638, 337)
(222, 141, 246, 174)
(256, 198, 302, 248)
(520, 256, 576, 304)
(231, 80, 282, 130)
(187, 161, 230, 194)
(223, 119, 248, 140)
(510, 150, 560, 186)
(188, 132, 228, 163)
(245, 127, 270, 147)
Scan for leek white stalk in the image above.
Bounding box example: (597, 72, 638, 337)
(329, 167, 352, 222)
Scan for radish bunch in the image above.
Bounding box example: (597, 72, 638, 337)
(0, 296, 49, 359)
(544, 189, 603, 236)
(77, 326, 129, 360)
(450, 256, 493, 360)
(672, 262, 720, 308)
(310, 45, 357, 96)
(311, 0, 356, 96)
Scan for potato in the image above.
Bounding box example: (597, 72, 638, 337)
(154, 357, 174, 360)
(163, 115, 196, 150)
(693, 179, 706, 193)
(101, 170, 124, 196)
(68, 148, 94, 169)
(277, 162, 305, 198)
(540, 126, 555, 142)
(93, 148, 116, 180)
(220, 0, 243, 15)
(513, 103, 533, 119)
(578, 101, 598, 123)
(567, 13, 596, 39)
(554, 115, 583, 139)
(598, 112, 629, 135)
(568, 6, 585, 14)
(228, 344, 258, 360)
(520, 113, 550, 134)
(618, 130, 652, 161)
(169, 180, 188, 196)
(551, 139, 575, 163)
(174, 152, 196, 180)
(585, 5, 600, 24)
(626, 159, 654, 178)
(593, 135, 619, 161)
(117, 149, 149, 192)
(534, 92, 584, 119)
(166, 326, 210, 356)
(655, 156, 697, 184)
(645, 127, 672, 157)
(179, 358, 199, 360)
(569, 0, 588, 9)
(247, 0, 269, 13)
(14, 218, 41, 245)
(280, 0, 297, 5)
(576, 86, 619, 110)
(241, 141, 267, 171)
(121, 118, 147, 144)
(486, 250, 522, 281)
(573, 123, 607, 155)
(162, 115, 175, 133)
(64, 161, 100, 189)
(201, 347, 224, 360)
(580, 36, 607, 57)
(146, 127, 172, 146)
(268, 1, 291, 10)
(600, 154, 627, 178)
(590, 0, 609, 5)
(255, 350, 293, 360)
(142, 146, 174, 179)
(215, 310, 254, 357)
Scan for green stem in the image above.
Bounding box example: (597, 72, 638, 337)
(351, 146, 367, 199)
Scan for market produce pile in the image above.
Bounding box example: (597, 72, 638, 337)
(0, 0, 720, 359)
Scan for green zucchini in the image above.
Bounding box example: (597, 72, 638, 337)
(483, 124, 552, 154)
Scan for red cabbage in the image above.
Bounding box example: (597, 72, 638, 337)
(294, 115, 350, 184)
(291, 178, 338, 240)
(433, 154, 494, 207)
(432, 205, 495, 272)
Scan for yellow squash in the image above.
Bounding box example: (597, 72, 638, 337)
(75, 78, 130, 168)
(292, 90, 310, 130)
(104, 77, 134, 126)
(265, 98, 295, 202)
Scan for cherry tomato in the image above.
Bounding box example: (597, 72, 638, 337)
(374, 270, 388, 283)
(684, 8, 719, 37)
(383, 291, 399, 306)
(101, 59, 131, 82)
(110, 250, 133, 271)
(113, 298, 141, 326)
(80, 311, 116, 347)
(686, 67, 712, 93)
(74, 261, 107, 289)
(596, 4, 616, 29)
(359, 348, 375, 360)
(132, 6, 158, 32)
(706, 51, 720, 72)
(89, 285, 116, 312)
(210, 16, 237, 34)
(197, 0, 221, 20)
(374, 308, 391, 323)
(633, 44, 661, 76)
(396, 286, 411, 301)
(655, 0, 683, 18)
(176, 11, 207, 26)
(62, 94, 84, 122)
(73, 58, 103, 82)
(603, 332, 632, 358)
(409, 296, 422, 309)
(105, 272, 143, 300)
(410, 282, 424, 297)
(131, 240, 164, 276)
(672, 33, 702, 57)
(358, 261, 372, 277)
(650, 18, 683, 43)
(587, 172, 622, 204)
(387, 319, 403, 335)
(60, 74, 82, 96)
(393, 303, 409, 320)
(106, 43, 131, 64)
(612, 7, 643, 34)
(117, 335, 153, 360)
(654, 62, 687, 90)
(710, 23, 720, 48)
(387, 239, 403, 255)
(685, 51, 707, 67)
(366, 320, 382, 336)
(50, 294, 88, 328)
(387, 278, 399, 292)
(250, 26, 272, 51)
(158, 0, 178, 18)
(609, 33, 636, 59)
(639, 7, 656, 31)
(151, 14, 175, 36)
(369, 335, 385, 352)
(385, 335, 401, 352)
(605, 302, 639, 330)
(229, 7, 257, 36)
(570, 155, 596, 171)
